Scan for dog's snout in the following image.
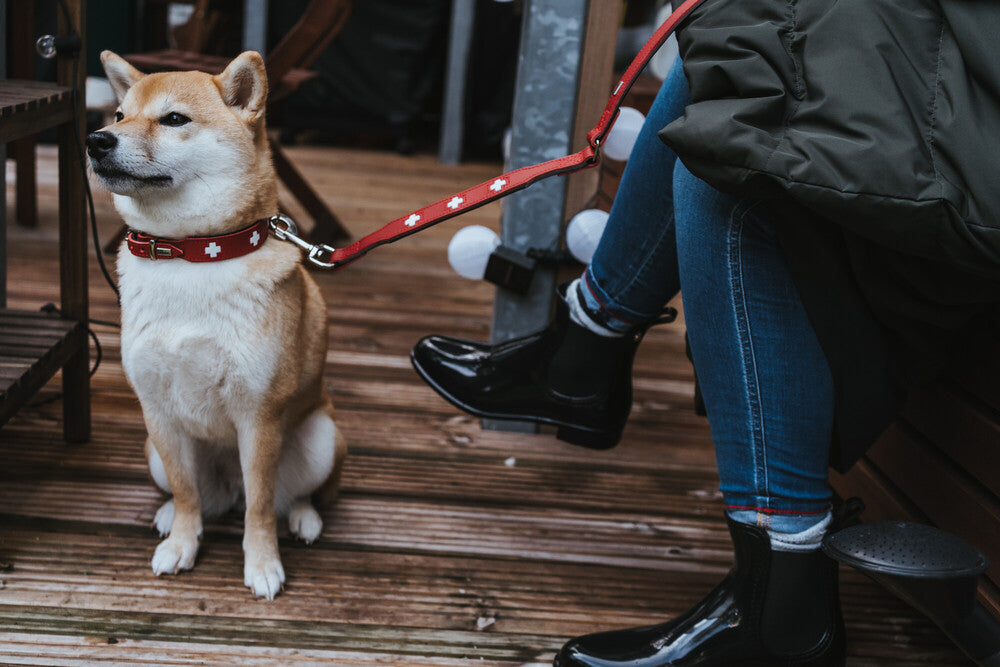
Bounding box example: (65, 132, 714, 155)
(86, 131, 118, 160)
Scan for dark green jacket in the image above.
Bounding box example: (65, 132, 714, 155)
(662, 0, 1000, 469)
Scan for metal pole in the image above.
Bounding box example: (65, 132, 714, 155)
(485, 0, 590, 433)
(242, 0, 268, 57)
(438, 0, 475, 164)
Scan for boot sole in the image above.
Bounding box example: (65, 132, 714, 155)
(410, 352, 621, 450)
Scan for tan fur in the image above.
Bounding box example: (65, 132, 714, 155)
(94, 51, 346, 600)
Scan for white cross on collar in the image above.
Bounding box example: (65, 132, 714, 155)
(204, 242, 222, 258)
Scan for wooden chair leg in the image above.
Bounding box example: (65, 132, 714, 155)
(11, 138, 38, 228)
(104, 224, 129, 256)
(57, 0, 91, 444)
(58, 121, 91, 442)
(10, 1, 38, 228)
(269, 138, 350, 246)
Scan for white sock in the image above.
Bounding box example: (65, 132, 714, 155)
(566, 278, 623, 338)
(767, 513, 832, 553)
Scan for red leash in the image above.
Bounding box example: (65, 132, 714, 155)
(280, 0, 708, 271)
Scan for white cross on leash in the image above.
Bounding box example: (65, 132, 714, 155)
(204, 242, 222, 258)
(447, 196, 464, 210)
(490, 178, 507, 192)
(250, 230, 261, 246)
(404, 213, 421, 227)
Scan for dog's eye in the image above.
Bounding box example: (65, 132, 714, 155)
(159, 112, 191, 127)
(114, 110, 124, 122)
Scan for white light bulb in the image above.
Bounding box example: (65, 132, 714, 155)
(448, 225, 501, 280)
(602, 107, 645, 162)
(649, 6, 680, 81)
(566, 209, 609, 264)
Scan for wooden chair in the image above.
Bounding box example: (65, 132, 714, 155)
(0, 0, 90, 442)
(112, 0, 354, 247)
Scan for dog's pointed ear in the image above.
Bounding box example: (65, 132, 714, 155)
(214, 51, 268, 123)
(101, 51, 146, 102)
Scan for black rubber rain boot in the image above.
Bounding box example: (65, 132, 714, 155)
(410, 283, 674, 449)
(824, 521, 1000, 666)
(554, 517, 846, 667)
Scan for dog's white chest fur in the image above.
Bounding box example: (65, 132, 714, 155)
(118, 247, 288, 443)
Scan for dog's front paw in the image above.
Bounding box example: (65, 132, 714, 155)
(153, 499, 175, 537)
(151, 534, 199, 575)
(244, 553, 286, 600)
(288, 503, 323, 544)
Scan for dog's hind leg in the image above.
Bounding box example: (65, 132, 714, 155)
(147, 438, 241, 537)
(146, 438, 177, 537)
(276, 404, 346, 544)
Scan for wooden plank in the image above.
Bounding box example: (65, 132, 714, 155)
(562, 0, 620, 225)
(949, 327, 1000, 413)
(0, 633, 538, 666)
(0, 139, 974, 666)
(0, 525, 967, 664)
(0, 478, 733, 573)
(0, 605, 563, 663)
(0, 311, 86, 427)
(866, 423, 1000, 585)
(0, 525, 723, 634)
(0, 82, 74, 144)
(0, 445, 721, 517)
(903, 382, 1000, 499)
(829, 457, 928, 524)
(0, 405, 717, 481)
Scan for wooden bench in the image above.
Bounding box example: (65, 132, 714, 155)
(830, 319, 1000, 620)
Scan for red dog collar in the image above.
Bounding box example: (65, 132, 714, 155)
(126, 218, 271, 262)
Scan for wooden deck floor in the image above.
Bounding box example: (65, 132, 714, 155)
(0, 145, 972, 665)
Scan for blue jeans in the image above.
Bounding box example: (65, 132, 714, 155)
(583, 59, 835, 531)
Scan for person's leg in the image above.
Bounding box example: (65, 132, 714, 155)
(555, 165, 845, 667)
(411, 59, 690, 448)
(571, 57, 687, 334)
(673, 163, 835, 537)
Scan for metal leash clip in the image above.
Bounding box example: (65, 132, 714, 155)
(268, 214, 340, 269)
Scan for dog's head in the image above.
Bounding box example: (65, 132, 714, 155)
(87, 51, 268, 200)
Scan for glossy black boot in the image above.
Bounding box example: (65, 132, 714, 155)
(554, 518, 846, 667)
(410, 284, 673, 449)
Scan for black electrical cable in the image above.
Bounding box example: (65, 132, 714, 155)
(28, 304, 108, 409)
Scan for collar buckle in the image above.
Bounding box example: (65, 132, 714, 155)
(147, 238, 174, 260)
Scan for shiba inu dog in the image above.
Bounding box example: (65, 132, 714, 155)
(87, 50, 346, 600)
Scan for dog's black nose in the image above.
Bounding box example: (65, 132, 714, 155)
(86, 131, 118, 160)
